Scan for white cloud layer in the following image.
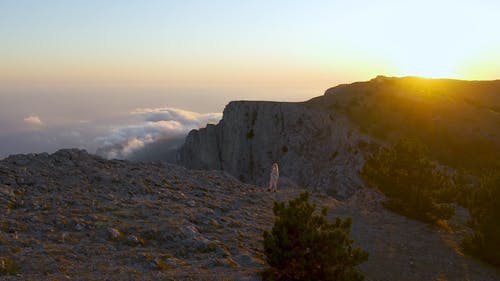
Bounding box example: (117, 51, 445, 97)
(23, 115, 43, 126)
(96, 107, 221, 159)
(133, 107, 222, 127)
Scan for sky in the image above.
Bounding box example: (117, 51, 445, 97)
(1, 0, 499, 158)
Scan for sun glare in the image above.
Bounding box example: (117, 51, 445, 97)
(393, 53, 459, 79)
(382, 32, 466, 79)
(359, 0, 499, 80)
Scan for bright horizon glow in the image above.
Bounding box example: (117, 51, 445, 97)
(1, 0, 499, 90)
(374, 1, 498, 79)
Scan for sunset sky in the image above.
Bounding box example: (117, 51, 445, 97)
(1, 0, 499, 157)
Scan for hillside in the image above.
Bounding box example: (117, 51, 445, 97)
(314, 76, 500, 171)
(1, 76, 499, 280)
(180, 76, 500, 197)
(1, 150, 499, 280)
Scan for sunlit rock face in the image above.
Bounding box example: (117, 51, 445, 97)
(179, 100, 369, 198)
(178, 75, 500, 198)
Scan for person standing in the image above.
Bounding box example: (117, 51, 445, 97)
(268, 163, 279, 192)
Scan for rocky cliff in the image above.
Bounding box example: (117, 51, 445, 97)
(178, 76, 500, 197)
(179, 100, 370, 198)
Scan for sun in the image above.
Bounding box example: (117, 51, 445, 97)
(394, 54, 458, 78)
(383, 42, 465, 79)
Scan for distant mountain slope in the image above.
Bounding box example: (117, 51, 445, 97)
(180, 76, 500, 193)
(313, 76, 500, 171)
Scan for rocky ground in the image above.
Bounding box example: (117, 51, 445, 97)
(0, 149, 499, 280)
(334, 189, 500, 281)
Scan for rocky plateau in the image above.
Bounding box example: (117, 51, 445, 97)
(0, 149, 499, 280)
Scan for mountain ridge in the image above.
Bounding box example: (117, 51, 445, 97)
(180, 76, 500, 193)
(2, 76, 500, 279)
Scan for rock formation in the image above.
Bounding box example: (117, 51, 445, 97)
(179, 100, 370, 198)
(178, 76, 500, 198)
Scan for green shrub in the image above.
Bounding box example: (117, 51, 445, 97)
(263, 192, 368, 281)
(462, 170, 500, 266)
(361, 139, 457, 223)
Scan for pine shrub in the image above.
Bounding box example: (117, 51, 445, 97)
(361, 139, 456, 223)
(263, 192, 368, 281)
(462, 170, 500, 266)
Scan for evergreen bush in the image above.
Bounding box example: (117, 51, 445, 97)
(361, 139, 456, 223)
(263, 192, 368, 281)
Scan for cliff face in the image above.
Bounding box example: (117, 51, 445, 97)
(179, 76, 500, 197)
(179, 100, 369, 198)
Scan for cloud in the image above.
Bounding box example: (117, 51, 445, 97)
(132, 107, 222, 127)
(96, 107, 222, 159)
(23, 115, 43, 126)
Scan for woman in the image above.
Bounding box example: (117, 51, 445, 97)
(268, 163, 279, 192)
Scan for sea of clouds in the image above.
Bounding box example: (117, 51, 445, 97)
(0, 107, 221, 162)
(95, 107, 222, 160)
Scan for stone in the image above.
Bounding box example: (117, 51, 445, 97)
(107, 227, 122, 241)
(186, 200, 196, 207)
(125, 235, 143, 246)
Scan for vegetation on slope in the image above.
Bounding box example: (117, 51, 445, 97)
(317, 76, 500, 266)
(361, 138, 500, 266)
(462, 168, 500, 266)
(361, 139, 458, 223)
(322, 76, 500, 173)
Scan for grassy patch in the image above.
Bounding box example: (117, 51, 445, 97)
(0, 256, 20, 275)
